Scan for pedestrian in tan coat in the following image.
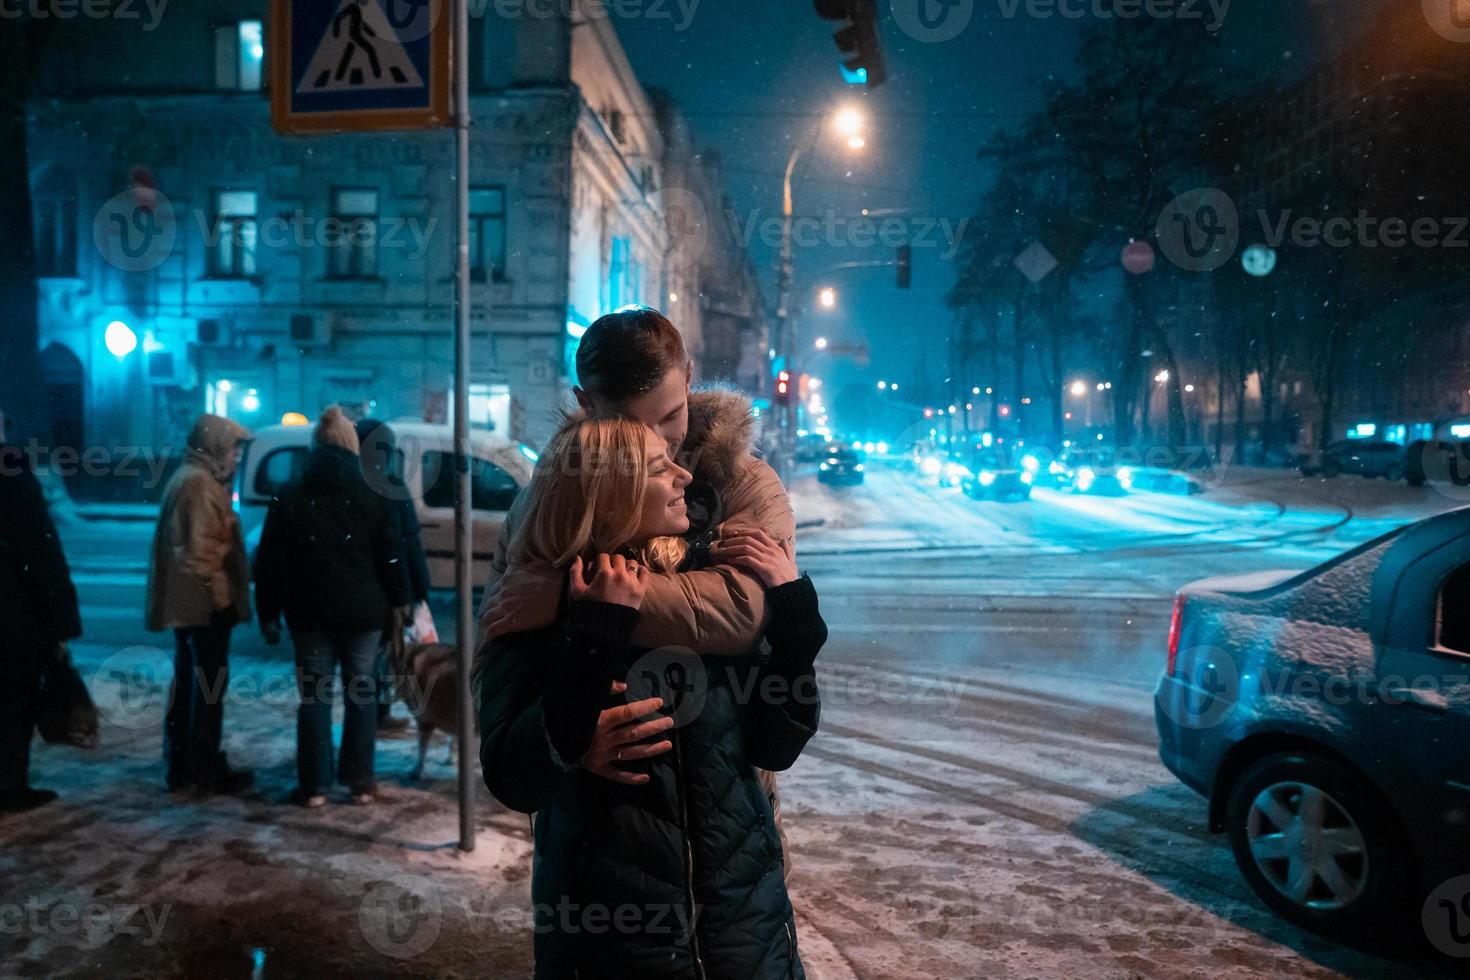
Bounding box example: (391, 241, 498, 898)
(145, 413, 255, 795)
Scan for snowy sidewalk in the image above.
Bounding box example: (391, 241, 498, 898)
(1, 641, 853, 979)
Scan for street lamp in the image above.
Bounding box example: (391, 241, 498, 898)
(877, 380, 888, 390)
(1069, 380, 1087, 397)
(104, 320, 137, 359)
(819, 287, 837, 308)
(775, 104, 870, 474)
(814, 336, 829, 350)
(834, 107, 864, 137)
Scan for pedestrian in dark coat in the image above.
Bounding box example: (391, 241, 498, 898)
(254, 407, 409, 806)
(479, 418, 826, 979)
(0, 419, 83, 812)
(356, 417, 431, 734)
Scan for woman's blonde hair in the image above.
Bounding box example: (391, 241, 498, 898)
(509, 417, 687, 574)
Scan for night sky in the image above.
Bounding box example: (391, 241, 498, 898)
(615, 0, 1384, 408)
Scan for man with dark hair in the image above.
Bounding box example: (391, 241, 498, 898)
(0, 408, 83, 812)
(475, 306, 800, 875)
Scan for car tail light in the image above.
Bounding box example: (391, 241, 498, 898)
(1166, 594, 1186, 675)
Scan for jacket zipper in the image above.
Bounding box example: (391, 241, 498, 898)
(672, 730, 707, 980)
(784, 919, 796, 979)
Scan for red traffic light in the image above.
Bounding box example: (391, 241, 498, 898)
(775, 370, 792, 403)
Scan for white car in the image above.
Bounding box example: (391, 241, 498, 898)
(237, 421, 536, 590)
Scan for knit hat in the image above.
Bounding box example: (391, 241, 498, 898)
(314, 406, 361, 455)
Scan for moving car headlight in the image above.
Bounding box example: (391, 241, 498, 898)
(1021, 454, 1040, 474)
(1117, 466, 1135, 489)
(1075, 467, 1096, 492)
(979, 471, 997, 487)
(820, 462, 830, 471)
(1049, 460, 1066, 475)
(1020, 470, 1034, 485)
(920, 457, 942, 477)
(855, 463, 865, 472)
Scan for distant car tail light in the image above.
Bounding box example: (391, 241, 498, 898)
(1166, 593, 1186, 675)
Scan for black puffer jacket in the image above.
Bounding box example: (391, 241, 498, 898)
(0, 445, 81, 656)
(253, 445, 408, 633)
(480, 575, 826, 980)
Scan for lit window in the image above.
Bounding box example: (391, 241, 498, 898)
(216, 21, 264, 91)
(329, 188, 379, 279)
(209, 190, 258, 278)
(469, 187, 506, 282)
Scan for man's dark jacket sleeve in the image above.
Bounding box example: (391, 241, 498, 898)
(741, 575, 825, 772)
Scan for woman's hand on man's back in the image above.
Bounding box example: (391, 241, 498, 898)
(569, 553, 648, 610)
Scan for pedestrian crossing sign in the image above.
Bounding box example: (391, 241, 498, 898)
(271, 0, 449, 134)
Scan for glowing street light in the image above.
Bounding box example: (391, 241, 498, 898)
(877, 380, 888, 390)
(1069, 380, 1088, 397)
(819, 287, 837, 308)
(1155, 369, 1171, 384)
(104, 320, 137, 359)
(847, 136, 866, 151)
(834, 106, 865, 138)
(814, 336, 829, 350)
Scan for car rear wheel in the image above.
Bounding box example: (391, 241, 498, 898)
(1225, 753, 1406, 936)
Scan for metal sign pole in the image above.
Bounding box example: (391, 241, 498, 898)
(453, 0, 475, 853)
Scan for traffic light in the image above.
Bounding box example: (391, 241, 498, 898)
(775, 370, 793, 405)
(813, 0, 887, 89)
(896, 243, 912, 289)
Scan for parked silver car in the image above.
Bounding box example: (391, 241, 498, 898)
(1155, 508, 1470, 936)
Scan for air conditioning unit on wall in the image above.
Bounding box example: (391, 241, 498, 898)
(146, 347, 189, 386)
(196, 317, 232, 347)
(289, 312, 335, 348)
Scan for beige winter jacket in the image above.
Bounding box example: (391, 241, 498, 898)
(474, 387, 799, 876)
(145, 415, 252, 632)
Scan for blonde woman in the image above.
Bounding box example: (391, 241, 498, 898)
(478, 417, 826, 980)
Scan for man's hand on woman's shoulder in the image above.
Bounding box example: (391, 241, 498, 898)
(710, 529, 797, 589)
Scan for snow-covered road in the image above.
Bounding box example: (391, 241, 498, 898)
(5, 465, 1462, 977)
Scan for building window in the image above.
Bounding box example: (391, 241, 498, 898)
(469, 187, 506, 282)
(35, 183, 77, 278)
(609, 236, 630, 309)
(329, 188, 379, 279)
(215, 21, 264, 91)
(209, 190, 258, 278)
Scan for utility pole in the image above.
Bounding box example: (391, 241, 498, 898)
(452, 0, 475, 852)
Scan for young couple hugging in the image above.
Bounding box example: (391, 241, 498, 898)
(476, 307, 827, 979)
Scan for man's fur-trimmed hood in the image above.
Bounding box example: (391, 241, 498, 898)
(682, 386, 759, 491)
